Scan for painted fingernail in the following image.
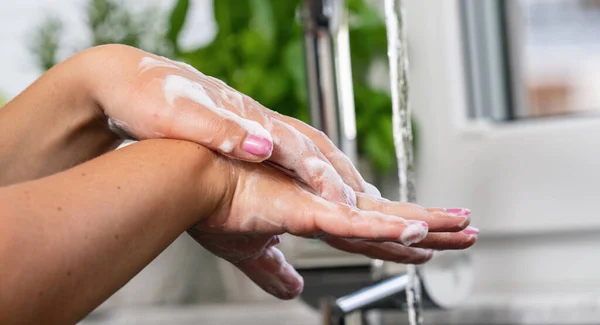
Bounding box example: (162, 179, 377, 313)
(406, 248, 435, 264)
(413, 247, 434, 254)
(463, 226, 480, 235)
(269, 235, 281, 246)
(445, 208, 472, 217)
(243, 135, 273, 156)
(400, 221, 429, 246)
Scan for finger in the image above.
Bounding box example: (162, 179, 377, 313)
(157, 75, 275, 161)
(284, 191, 429, 246)
(356, 193, 471, 232)
(323, 238, 434, 264)
(272, 112, 381, 196)
(266, 118, 357, 206)
(187, 231, 303, 300)
(234, 247, 304, 300)
(187, 230, 282, 263)
(138, 56, 357, 204)
(136, 56, 274, 162)
(411, 227, 479, 250)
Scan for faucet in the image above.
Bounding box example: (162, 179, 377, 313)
(299, 1, 474, 324)
(317, 251, 474, 325)
(301, 0, 358, 165)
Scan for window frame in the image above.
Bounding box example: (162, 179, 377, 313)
(407, 0, 600, 235)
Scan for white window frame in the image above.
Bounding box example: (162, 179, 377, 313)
(407, 0, 600, 235)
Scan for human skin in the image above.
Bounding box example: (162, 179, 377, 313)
(0, 48, 122, 186)
(0, 43, 376, 205)
(0, 43, 477, 324)
(0, 139, 476, 325)
(0, 42, 475, 276)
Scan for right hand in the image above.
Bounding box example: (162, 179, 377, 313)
(82, 44, 379, 207)
(188, 152, 478, 300)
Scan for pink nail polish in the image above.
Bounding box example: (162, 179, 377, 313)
(411, 220, 429, 228)
(270, 235, 281, 246)
(445, 208, 472, 217)
(243, 135, 273, 156)
(463, 226, 480, 235)
(415, 248, 434, 255)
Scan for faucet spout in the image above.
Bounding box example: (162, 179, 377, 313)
(301, 0, 358, 164)
(319, 251, 474, 324)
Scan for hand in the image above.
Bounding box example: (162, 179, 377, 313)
(187, 155, 478, 300)
(82, 44, 378, 208)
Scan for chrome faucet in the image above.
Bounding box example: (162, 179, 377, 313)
(319, 251, 474, 324)
(301, 0, 358, 165)
(299, 1, 473, 324)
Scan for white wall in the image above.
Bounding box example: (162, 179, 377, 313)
(0, 0, 85, 98)
(405, 0, 600, 323)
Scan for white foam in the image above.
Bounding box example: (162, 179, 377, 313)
(399, 223, 428, 246)
(162, 74, 272, 141)
(219, 140, 235, 153)
(138, 56, 179, 73)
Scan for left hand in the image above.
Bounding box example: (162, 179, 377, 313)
(81, 44, 379, 208)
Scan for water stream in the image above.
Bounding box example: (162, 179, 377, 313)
(384, 0, 423, 324)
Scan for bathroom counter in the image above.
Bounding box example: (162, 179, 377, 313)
(386, 293, 600, 325)
(80, 293, 600, 325)
(79, 300, 321, 325)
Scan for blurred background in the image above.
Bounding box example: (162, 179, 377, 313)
(2, 0, 600, 324)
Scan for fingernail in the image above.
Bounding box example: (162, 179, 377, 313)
(412, 247, 434, 255)
(445, 208, 472, 217)
(463, 226, 480, 235)
(406, 248, 435, 264)
(269, 235, 281, 246)
(243, 135, 273, 156)
(400, 221, 429, 246)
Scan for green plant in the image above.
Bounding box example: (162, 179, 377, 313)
(30, 17, 63, 71)
(0, 92, 7, 107)
(31, 0, 399, 173)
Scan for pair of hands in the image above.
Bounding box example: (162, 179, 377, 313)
(84, 45, 477, 299)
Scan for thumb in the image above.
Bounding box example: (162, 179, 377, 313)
(234, 247, 304, 300)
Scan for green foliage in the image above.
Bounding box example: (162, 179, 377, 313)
(0, 92, 6, 107)
(87, 0, 171, 55)
(166, 0, 189, 54)
(31, 0, 404, 173)
(30, 17, 63, 71)
(178, 0, 307, 121)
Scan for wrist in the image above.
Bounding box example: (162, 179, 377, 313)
(190, 144, 234, 224)
(129, 139, 231, 226)
(75, 44, 144, 138)
(0, 50, 122, 185)
(39, 51, 124, 172)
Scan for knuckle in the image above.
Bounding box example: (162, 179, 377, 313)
(313, 129, 328, 141)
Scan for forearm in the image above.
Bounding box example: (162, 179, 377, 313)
(0, 139, 224, 325)
(0, 51, 121, 186)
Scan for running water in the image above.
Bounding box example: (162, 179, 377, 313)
(384, 0, 423, 324)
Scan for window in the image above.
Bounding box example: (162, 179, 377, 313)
(462, 0, 600, 121)
(406, 0, 600, 305)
